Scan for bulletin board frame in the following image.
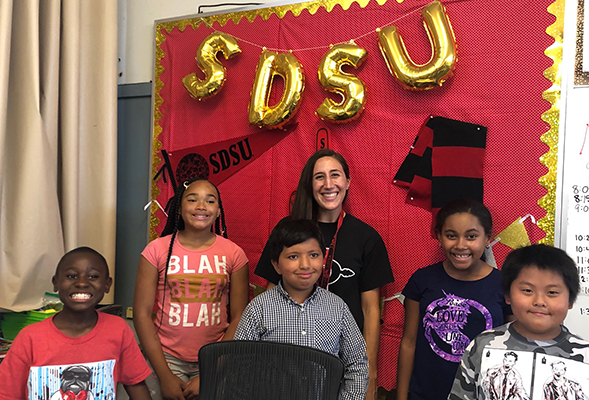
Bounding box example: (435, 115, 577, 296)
(150, 0, 564, 389)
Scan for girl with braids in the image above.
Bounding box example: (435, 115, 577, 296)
(397, 199, 511, 400)
(133, 178, 249, 400)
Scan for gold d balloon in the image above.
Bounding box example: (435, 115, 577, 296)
(316, 43, 368, 123)
(378, 1, 456, 90)
(249, 50, 305, 129)
(182, 32, 242, 100)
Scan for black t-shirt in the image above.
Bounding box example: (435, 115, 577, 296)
(402, 262, 510, 400)
(254, 214, 394, 329)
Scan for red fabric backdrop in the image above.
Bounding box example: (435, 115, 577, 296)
(153, 0, 554, 389)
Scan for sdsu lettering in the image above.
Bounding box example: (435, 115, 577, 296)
(209, 138, 253, 173)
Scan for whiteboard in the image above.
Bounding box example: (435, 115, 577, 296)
(558, 0, 589, 338)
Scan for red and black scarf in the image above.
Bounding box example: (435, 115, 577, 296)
(394, 115, 487, 234)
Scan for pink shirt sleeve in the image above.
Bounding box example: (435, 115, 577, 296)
(141, 236, 169, 270)
(226, 239, 248, 275)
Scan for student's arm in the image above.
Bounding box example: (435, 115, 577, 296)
(361, 288, 381, 400)
(124, 381, 152, 400)
(133, 256, 186, 400)
(0, 330, 31, 400)
(183, 378, 200, 400)
(222, 263, 250, 340)
(396, 298, 420, 400)
(234, 299, 264, 341)
(447, 342, 478, 400)
(339, 305, 370, 400)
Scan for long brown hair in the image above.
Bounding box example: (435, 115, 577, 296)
(290, 149, 350, 222)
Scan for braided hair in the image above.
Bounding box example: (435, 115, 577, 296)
(156, 177, 228, 330)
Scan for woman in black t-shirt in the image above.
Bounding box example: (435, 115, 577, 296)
(254, 149, 394, 400)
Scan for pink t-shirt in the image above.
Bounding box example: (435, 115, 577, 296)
(142, 235, 248, 361)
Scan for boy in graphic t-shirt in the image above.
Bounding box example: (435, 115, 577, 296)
(449, 244, 589, 400)
(0, 247, 151, 400)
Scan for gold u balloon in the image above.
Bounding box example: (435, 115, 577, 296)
(248, 50, 305, 129)
(378, 1, 457, 90)
(182, 32, 242, 101)
(316, 43, 368, 123)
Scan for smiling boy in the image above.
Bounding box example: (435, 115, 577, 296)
(235, 219, 369, 400)
(0, 247, 152, 400)
(449, 244, 589, 400)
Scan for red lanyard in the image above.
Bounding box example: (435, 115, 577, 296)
(318, 210, 345, 289)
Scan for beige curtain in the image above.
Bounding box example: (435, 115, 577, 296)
(0, 0, 118, 311)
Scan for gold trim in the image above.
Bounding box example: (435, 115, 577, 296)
(156, 0, 391, 34)
(151, 24, 166, 241)
(575, 0, 589, 85)
(538, 0, 564, 245)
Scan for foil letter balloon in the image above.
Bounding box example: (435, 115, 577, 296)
(182, 32, 241, 100)
(316, 43, 368, 123)
(249, 50, 305, 129)
(378, 1, 456, 90)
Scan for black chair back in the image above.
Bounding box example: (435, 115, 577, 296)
(198, 340, 344, 400)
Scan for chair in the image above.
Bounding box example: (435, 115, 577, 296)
(198, 340, 345, 400)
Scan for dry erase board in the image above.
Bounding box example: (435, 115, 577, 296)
(558, 0, 589, 338)
(562, 178, 589, 336)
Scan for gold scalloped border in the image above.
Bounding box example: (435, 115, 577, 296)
(156, 0, 389, 35)
(538, 0, 564, 245)
(151, 23, 165, 241)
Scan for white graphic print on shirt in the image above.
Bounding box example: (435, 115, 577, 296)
(28, 360, 115, 400)
(166, 254, 228, 327)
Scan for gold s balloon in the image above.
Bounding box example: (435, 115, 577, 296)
(182, 32, 241, 100)
(378, 1, 456, 90)
(316, 43, 368, 123)
(249, 50, 305, 129)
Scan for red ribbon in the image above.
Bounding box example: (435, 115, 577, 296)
(318, 210, 345, 289)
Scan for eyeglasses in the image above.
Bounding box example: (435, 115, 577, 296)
(62, 370, 90, 381)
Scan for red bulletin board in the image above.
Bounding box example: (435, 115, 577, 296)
(152, 0, 562, 390)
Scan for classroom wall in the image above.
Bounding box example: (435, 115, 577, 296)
(115, 83, 152, 313)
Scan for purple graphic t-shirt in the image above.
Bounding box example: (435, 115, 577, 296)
(402, 262, 510, 400)
(423, 291, 493, 362)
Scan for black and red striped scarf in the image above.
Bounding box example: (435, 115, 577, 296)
(394, 115, 487, 235)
